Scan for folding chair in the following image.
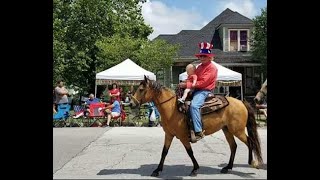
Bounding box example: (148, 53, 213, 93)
(73, 105, 85, 116)
(88, 103, 106, 127)
(53, 104, 71, 127)
(101, 104, 126, 127)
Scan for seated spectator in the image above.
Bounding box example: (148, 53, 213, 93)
(103, 100, 121, 127)
(84, 93, 101, 116)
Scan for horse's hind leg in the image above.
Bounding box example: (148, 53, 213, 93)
(221, 126, 237, 173)
(180, 138, 199, 176)
(233, 130, 253, 166)
(151, 133, 174, 177)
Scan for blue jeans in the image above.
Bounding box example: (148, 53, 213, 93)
(189, 90, 211, 133)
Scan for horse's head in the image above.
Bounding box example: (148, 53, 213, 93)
(130, 75, 154, 108)
(254, 79, 267, 104)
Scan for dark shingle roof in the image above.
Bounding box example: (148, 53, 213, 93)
(153, 34, 175, 43)
(201, 8, 253, 32)
(154, 8, 255, 62)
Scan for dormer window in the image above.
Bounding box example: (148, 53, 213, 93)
(228, 29, 249, 52)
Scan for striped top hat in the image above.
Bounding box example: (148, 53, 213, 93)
(195, 42, 214, 57)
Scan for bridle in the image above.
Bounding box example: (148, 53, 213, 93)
(258, 90, 267, 97)
(153, 94, 176, 106)
(131, 92, 176, 107)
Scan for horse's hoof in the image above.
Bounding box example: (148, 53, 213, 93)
(189, 170, 198, 176)
(220, 168, 229, 173)
(250, 160, 259, 169)
(151, 171, 159, 177)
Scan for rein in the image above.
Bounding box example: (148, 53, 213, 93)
(154, 94, 176, 106)
(131, 92, 176, 107)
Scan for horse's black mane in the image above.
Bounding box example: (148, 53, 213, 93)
(140, 80, 175, 96)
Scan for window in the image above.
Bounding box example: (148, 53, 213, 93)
(230, 30, 238, 51)
(228, 29, 249, 52)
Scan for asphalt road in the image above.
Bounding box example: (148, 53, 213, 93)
(53, 127, 111, 174)
(53, 127, 267, 179)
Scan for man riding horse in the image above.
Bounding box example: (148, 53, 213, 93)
(179, 42, 218, 141)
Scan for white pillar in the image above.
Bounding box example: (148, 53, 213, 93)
(94, 81, 97, 98)
(240, 81, 243, 101)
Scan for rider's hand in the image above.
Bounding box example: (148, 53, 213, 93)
(179, 82, 186, 88)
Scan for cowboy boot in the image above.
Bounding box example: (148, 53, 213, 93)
(190, 130, 197, 143)
(195, 130, 205, 141)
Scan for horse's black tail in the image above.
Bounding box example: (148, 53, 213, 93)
(243, 100, 263, 164)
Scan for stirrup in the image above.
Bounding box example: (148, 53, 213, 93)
(178, 98, 185, 104)
(195, 130, 205, 141)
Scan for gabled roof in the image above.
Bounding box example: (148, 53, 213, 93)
(153, 8, 255, 61)
(153, 34, 175, 43)
(201, 8, 253, 32)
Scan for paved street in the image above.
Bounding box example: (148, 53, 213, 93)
(53, 127, 267, 179)
(53, 127, 110, 174)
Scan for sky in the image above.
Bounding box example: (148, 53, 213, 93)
(141, 0, 267, 40)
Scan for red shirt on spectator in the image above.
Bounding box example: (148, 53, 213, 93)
(109, 88, 120, 102)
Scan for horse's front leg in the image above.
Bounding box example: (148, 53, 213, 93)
(151, 133, 174, 177)
(180, 138, 199, 176)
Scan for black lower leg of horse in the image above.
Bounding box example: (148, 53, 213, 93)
(151, 146, 169, 177)
(184, 145, 199, 176)
(151, 134, 173, 177)
(221, 127, 237, 173)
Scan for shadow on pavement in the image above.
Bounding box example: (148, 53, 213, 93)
(97, 164, 256, 179)
(218, 163, 268, 170)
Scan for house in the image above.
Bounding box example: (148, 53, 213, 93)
(153, 8, 264, 98)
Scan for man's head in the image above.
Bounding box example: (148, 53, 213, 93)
(195, 42, 214, 63)
(57, 80, 64, 87)
(89, 93, 95, 100)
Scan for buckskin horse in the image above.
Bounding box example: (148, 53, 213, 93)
(130, 76, 263, 177)
(254, 79, 267, 104)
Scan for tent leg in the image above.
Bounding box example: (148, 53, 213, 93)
(240, 81, 243, 101)
(94, 83, 97, 98)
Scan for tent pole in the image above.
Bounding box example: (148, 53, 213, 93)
(94, 81, 97, 98)
(240, 81, 243, 101)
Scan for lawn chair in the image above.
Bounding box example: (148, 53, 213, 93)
(87, 103, 106, 127)
(53, 104, 71, 127)
(100, 104, 126, 127)
(112, 105, 127, 126)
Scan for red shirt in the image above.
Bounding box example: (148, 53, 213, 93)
(187, 74, 198, 85)
(109, 88, 121, 102)
(186, 61, 217, 90)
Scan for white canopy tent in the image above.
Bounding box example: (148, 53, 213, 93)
(95, 58, 156, 96)
(179, 61, 243, 100)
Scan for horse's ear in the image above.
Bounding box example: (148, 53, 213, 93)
(144, 75, 149, 83)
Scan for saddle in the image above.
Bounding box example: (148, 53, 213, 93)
(178, 93, 229, 115)
(177, 93, 229, 143)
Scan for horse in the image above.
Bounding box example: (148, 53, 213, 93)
(130, 76, 263, 177)
(254, 79, 267, 104)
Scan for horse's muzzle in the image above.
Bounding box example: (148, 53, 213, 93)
(254, 97, 261, 104)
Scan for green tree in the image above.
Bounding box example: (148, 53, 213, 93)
(95, 34, 143, 72)
(135, 39, 180, 73)
(95, 36, 179, 76)
(251, 7, 267, 77)
(53, 0, 153, 92)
